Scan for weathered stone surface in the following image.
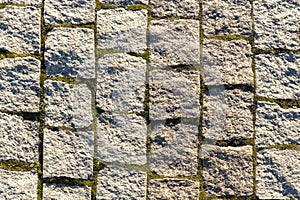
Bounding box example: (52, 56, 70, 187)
(0, 57, 40, 112)
(201, 145, 253, 196)
(0, 113, 39, 163)
(150, 19, 200, 68)
(97, 165, 147, 199)
(45, 28, 95, 79)
(149, 69, 200, 120)
(257, 148, 300, 199)
(256, 101, 300, 147)
(0, 0, 41, 5)
(203, 0, 252, 36)
(99, 0, 148, 5)
(0, 6, 40, 55)
(254, 0, 300, 50)
(203, 39, 253, 85)
(44, 0, 95, 25)
(97, 8, 147, 53)
(256, 53, 300, 100)
(43, 183, 91, 200)
(97, 53, 146, 113)
(203, 88, 254, 141)
(150, 121, 198, 176)
(43, 128, 94, 179)
(0, 169, 38, 200)
(151, 0, 199, 17)
(148, 179, 200, 200)
(44, 80, 93, 129)
(97, 113, 147, 165)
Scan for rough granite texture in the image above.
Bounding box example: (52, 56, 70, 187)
(44, 80, 93, 129)
(257, 149, 300, 199)
(0, 0, 41, 5)
(97, 53, 146, 113)
(254, 0, 300, 50)
(0, 170, 38, 200)
(149, 69, 200, 120)
(256, 101, 300, 147)
(151, 0, 199, 17)
(0, 57, 40, 112)
(97, 113, 147, 165)
(97, 8, 147, 53)
(203, 39, 253, 85)
(201, 145, 253, 196)
(43, 183, 91, 200)
(45, 28, 95, 79)
(99, 0, 148, 5)
(44, 0, 95, 25)
(0, 6, 40, 55)
(256, 53, 300, 100)
(97, 165, 147, 199)
(43, 129, 94, 179)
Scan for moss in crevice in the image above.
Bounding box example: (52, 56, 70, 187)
(258, 144, 300, 151)
(47, 76, 77, 84)
(215, 138, 255, 147)
(0, 160, 38, 172)
(96, 49, 123, 58)
(205, 35, 250, 41)
(257, 96, 300, 109)
(97, 3, 119, 10)
(0, 51, 35, 60)
(43, 177, 93, 187)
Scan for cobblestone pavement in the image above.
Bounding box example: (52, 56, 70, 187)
(0, 0, 299, 199)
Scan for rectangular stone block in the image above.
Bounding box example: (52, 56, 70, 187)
(151, 0, 199, 17)
(0, 0, 41, 5)
(43, 183, 91, 200)
(99, 0, 148, 5)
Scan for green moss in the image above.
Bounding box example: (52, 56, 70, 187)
(216, 138, 255, 147)
(43, 177, 93, 187)
(265, 144, 300, 151)
(0, 50, 33, 60)
(47, 76, 77, 84)
(0, 160, 38, 171)
(125, 4, 150, 11)
(97, 3, 118, 10)
(257, 96, 300, 109)
(96, 49, 123, 58)
(205, 35, 250, 41)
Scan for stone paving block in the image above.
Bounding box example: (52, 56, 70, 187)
(254, 0, 300, 50)
(0, 0, 41, 5)
(43, 183, 91, 200)
(43, 128, 94, 179)
(151, 0, 199, 17)
(44, 80, 93, 129)
(256, 53, 300, 100)
(150, 121, 198, 176)
(97, 165, 147, 199)
(150, 19, 200, 68)
(0, 169, 38, 200)
(45, 28, 95, 79)
(203, 39, 253, 85)
(202, 0, 252, 36)
(0, 113, 39, 163)
(256, 101, 300, 147)
(0, 6, 40, 55)
(201, 145, 253, 196)
(257, 148, 300, 199)
(99, 0, 148, 5)
(148, 179, 200, 200)
(44, 0, 95, 25)
(97, 113, 147, 165)
(149, 69, 200, 120)
(97, 53, 146, 113)
(203, 88, 254, 141)
(0, 57, 40, 112)
(97, 8, 147, 53)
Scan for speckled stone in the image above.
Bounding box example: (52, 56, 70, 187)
(151, 0, 199, 17)
(43, 183, 91, 200)
(0, 0, 41, 5)
(99, 0, 148, 5)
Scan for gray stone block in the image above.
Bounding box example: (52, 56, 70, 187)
(99, 0, 148, 5)
(45, 28, 95, 79)
(43, 183, 91, 200)
(0, 57, 40, 112)
(43, 128, 94, 179)
(0, 0, 41, 5)
(151, 0, 199, 17)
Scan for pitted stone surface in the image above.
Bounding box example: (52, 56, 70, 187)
(256, 102, 300, 147)
(43, 183, 91, 200)
(151, 0, 199, 17)
(43, 128, 94, 179)
(203, 0, 252, 36)
(97, 165, 147, 199)
(44, 0, 95, 25)
(203, 88, 254, 141)
(99, 0, 148, 5)
(150, 121, 198, 176)
(0, 170, 38, 200)
(256, 53, 300, 100)
(45, 28, 95, 79)
(0, 0, 41, 5)
(97, 53, 146, 113)
(0, 113, 39, 163)
(148, 179, 200, 200)
(201, 145, 253, 196)
(149, 69, 200, 120)
(0, 6, 40, 55)
(97, 8, 147, 53)
(254, 0, 300, 50)
(0, 57, 40, 112)
(203, 39, 253, 85)
(97, 113, 147, 165)
(257, 149, 300, 199)
(44, 80, 93, 129)
(150, 19, 200, 68)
